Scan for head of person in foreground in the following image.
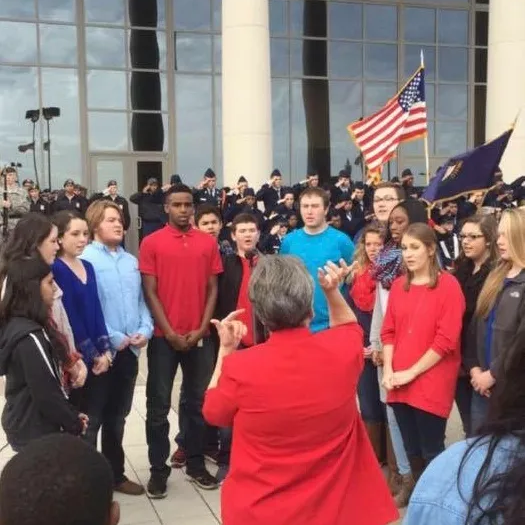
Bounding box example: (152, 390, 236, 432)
(0, 433, 119, 525)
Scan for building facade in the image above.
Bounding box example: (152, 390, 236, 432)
(0, 0, 522, 195)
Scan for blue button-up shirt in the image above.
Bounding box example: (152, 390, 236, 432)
(81, 241, 153, 356)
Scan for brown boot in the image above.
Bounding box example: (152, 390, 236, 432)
(385, 427, 402, 496)
(393, 473, 415, 508)
(365, 422, 384, 465)
(115, 479, 145, 496)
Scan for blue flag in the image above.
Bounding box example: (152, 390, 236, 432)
(421, 127, 513, 204)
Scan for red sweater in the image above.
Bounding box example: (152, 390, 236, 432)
(381, 272, 465, 418)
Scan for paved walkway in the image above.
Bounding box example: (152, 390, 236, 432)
(0, 355, 465, 525)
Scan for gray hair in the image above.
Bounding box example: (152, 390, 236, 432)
(249, 255, 314, 331)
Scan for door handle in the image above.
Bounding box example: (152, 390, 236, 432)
(137, 217, 142, 230)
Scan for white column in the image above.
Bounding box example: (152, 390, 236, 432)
(222, 0, 273, 189)
(486, 0, 525, 181)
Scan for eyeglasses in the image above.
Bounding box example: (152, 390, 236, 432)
(373, 197, 399, 203)
(459, 233, 484, 241)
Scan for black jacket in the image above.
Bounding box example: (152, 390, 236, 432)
(216, 254, 266, 345)
(256, 184, 284, 214)
(130, 189, 166, 224)
(52, 193, 88, 217)
(0, 317, 82, 450)
(464, 269, 525, 378)
(29, 198, 50, 215)
(193, 187, 222, 208)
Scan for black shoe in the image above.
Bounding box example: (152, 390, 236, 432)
(186, 468, 219, 490)
(146, 475, 167, 499)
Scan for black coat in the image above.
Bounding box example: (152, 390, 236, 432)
(52, 194, 88, 217)
(194, 187, 222, 208)
(0, 317, 82, 450)
(29, 198, 50, 215)
(129, 189, 166, 224)
(256, 184, 284, 214)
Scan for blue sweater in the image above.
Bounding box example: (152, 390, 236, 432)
(280, 226, 355, 332)
(81, 242, 153, 356)
(52, 258, 111, 366)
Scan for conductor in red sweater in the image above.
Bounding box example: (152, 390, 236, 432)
(203, 255, 398, 525)
(381, 223, 465, 492)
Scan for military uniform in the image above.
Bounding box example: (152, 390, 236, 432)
(1, 185, 30, 240)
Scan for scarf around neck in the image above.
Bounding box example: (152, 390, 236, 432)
(372, 240, 404, 290)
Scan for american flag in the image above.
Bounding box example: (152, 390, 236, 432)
(348, 67, 427, 175)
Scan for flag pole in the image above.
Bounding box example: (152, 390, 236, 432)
(421, 50, 430, 186)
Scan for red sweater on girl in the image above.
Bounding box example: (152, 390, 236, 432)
(381, 272, 465, 418)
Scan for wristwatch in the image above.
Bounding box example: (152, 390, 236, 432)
(105, 351, 113, 367)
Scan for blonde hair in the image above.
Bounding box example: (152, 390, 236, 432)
(402, 223, 440, 291)
(476, 209, 525, 318)
(353, 225, 385, 274)
(85, 200, 123, 239)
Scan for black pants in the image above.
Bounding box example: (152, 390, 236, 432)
(455, 375, 473, 437)
(390, 402, 446, 464)
(70, 349, 138, 484)
(146, 336, 215, 478)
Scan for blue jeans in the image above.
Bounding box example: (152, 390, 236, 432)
(455, 375, 473, 437)
(146, 336, 215, 477)
(70, 348, 138, 484)
(386, 403, 411, 475)
(470, 391, 490, 436)
(391, 403, 446, 464)
(358, 360, 385, 424)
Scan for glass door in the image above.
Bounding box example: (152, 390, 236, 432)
(90, 154, 168, 256)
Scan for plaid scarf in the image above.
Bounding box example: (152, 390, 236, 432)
(372, 241, 404, 291)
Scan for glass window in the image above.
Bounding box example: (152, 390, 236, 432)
(0, 22, 37, 63)
(175, 75, 213, 179)
(0, 66, 40, 182)
(438, 10, 468, 45)
(212, 0, 221, 31)
(214, 76, 222, 180)
(404, 45, 435, 81)
(364, 82, 397, 114)
(425, 83, 435, 119)
(365, 5, 397, 42)
(85, 0, 125, 24)
(413, 0, 468, 4)
(436, 121, 467, 155)
(129, 0, 166, 28)
(0, 1, 35, 18)
(291, 79, 308, 179)
(39, 25, 77, 66)
(404, 8, 435, 43)
(86, 27, 126, 68)
(401, 122, 434, 156)
(128, 29, 167, 70)
(474, 85, 486, 146)
(94, 160, 125, 192)
(89, 112, 128, 150)
(129, 71, 167, 111)
(174, 0, 211, 31)
(270, 0, 287, 36)
(329, 81, 362, 174)
(475, 48, 487, 83)
(175, 34, 212, 72)
(38, 0, 75, 23)
(291, 39, 327, 77)
(329, 2, 362, 40)
(272, 79, 291, 179)
(329, 42, 362, 79)
(130, 112, 165, 152)
(271, 38, 289, 76)
(365, 44, 397, 80)
(438, 47, 468, 82)
(290, 1, 327, 38)
(475, 10, 488, 47)
(40, 68, 81, 187)
(437, 84, 467, 120)
(87, 70, 127, 109)
(214, 35, 222, 73)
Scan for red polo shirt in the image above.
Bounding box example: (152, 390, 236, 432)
(139, 224, 223, 336)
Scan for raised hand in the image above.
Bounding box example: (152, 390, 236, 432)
(210, 309, 247, 353)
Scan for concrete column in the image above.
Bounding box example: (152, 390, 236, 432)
(222, 0, 273, 189)
(486, 0, 525, 181)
